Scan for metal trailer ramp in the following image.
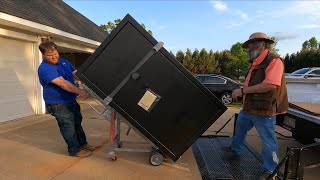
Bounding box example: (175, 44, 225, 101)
(192, 136, 265, 180)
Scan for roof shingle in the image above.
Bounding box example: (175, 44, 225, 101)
(0, 0, 108, 42)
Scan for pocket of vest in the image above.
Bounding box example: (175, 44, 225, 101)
(248, 95, 274, 111)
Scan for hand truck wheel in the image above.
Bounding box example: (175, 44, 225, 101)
(116, 142, 122, 148)
(111, 155, 118, 161)
(149, 150, 163, 166)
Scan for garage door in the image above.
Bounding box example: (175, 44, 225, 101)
(0, 36, 36, 122)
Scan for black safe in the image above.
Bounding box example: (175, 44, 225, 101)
(76, 14, 227, 162)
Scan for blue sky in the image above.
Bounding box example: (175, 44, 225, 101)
(65, 1, 320, 57)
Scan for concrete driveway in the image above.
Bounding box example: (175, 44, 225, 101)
(0, 100, 319, 179)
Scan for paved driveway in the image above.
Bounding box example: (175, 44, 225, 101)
(0, 100, 319, 179)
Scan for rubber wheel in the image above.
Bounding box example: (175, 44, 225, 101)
(150, 150, 163, 166)
(111, 155, 117, 161)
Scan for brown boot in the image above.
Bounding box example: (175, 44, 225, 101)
(74, 149, 92, 158)
(82, 144, 96, 151)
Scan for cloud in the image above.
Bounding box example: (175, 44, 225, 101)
(273, 32, 299, 40)
(234, 10, 249, 21)
(209, 1, 252, 29)
(269, 1, 320, 19)
(210, 1, 228, 11)
(226, 22, 244, 29)
(149, 21, 167, 33)
(300, 24, 320, 29)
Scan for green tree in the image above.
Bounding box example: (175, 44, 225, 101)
(302, 41, 310, 50)
(302, 37, 319, 50)
(100, 19, 153, 36)
(192, 48, 200, 61)
(230, 42, 250, 79)
(215, 50, 238, 79)
(184, 49, 194, 73)
(270, 36, 279, 54)
(199, 49, 219, 74)
(175, 50, 184, 63)
(169, 50, 175, 59)
(309, 37, 318, 49)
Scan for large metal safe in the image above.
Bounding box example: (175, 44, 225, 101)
(76, 14, 227, 162)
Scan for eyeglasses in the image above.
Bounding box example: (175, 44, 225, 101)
(246, 41, 261, 51)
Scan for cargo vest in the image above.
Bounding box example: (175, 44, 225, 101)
(243, 52, 289, 116)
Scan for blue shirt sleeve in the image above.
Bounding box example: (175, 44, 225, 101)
(38, 64, 60, 84)
(64, 59, 76, 72)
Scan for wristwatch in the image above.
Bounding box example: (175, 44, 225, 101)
(241, 88, 245, 95)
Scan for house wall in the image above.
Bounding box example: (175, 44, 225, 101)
(0, 26, 98, 123)
(0, 26, 41, 122)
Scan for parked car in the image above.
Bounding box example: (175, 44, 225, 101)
(286, 67, 320, 79)
(195, 74, 243, 105)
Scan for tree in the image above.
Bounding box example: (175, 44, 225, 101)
(302, 41, 310, 50)
(100, 19, 153, 36)
(100, 19, 121, 33)
(175, 50, 184, 63)
(169, 50, 175, 59)
(195, 48, 219, 74)
(141, 23, 153, 36)
(302, 37, 319, 50)
(309, 37, 318, 49)
(270, 36, 279, 54)
(184, 49, 194, 72)
(215, 50, 238, 79)
(192, 48, 200, 61)
(230, 42, 250, 79)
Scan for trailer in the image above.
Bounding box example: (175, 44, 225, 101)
(192, 103, 320, 180)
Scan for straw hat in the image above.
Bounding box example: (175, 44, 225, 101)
(242, 32, 274, 48)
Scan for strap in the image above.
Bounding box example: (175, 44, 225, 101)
(103, 42, 164, 105)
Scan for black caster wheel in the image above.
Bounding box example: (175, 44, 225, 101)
(117, 142, 122, 148)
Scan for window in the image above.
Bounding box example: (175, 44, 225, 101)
(203, 76, 226, 84)
(291, 68, 311, 75)
(195, 76, 203, 83)
(308, 70, 320, 77)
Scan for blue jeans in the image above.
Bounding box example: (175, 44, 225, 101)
(231, 110, 279, 173)
(46, 101, 87, 156)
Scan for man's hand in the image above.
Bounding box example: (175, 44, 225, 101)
(78, 89, 90, 99)
(232, 88, 242, 99)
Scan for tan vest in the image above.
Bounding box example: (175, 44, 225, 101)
(243, 52, 289, 116)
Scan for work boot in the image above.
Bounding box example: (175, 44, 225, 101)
(75, 149, 92, 158)
(259, 171, 276, 180)
(223, 146, 237, 154)
(82, 144, 96, 151)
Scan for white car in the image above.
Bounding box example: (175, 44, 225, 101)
(286, 67, 320, 79)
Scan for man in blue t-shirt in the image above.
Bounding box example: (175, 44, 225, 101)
(38, 41, 94, 158)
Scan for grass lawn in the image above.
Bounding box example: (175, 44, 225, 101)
(226, 102, 243, 109)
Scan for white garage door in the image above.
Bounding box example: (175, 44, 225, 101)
(0, 36, 36, 122)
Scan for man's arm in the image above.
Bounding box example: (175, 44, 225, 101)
(51, 76, 89, 99)
(232, 83, 276, 98)
(72, 70, 79, 80)
(232, 58, 283, 99)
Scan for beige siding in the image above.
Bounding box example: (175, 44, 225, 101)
(0, 36, 36, 122)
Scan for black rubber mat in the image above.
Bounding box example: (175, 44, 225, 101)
(192, 136, 265, 180)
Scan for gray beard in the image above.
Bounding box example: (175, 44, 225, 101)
(248, 50, 259, 63)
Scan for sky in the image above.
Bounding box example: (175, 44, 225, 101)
(64, 0, 320, 57)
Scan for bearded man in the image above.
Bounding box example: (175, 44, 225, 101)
(224, 32, 289, 180)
